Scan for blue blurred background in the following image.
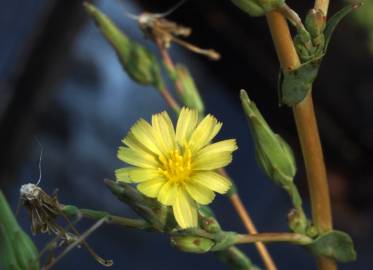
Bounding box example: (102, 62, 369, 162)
(0, 0, 372, 269)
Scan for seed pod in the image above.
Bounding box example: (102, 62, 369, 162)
(240, 90, 296, 187)
(84, 3, 165, 90)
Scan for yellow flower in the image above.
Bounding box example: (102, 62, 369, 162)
(115, 108, 237, 228)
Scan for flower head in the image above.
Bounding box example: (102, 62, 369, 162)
(116, 108, 237, 228)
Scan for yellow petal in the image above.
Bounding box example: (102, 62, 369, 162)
(117, 146, 158, 169)
(152, 111, 176, 155)
(137, 178, 166, 198)
(157, 181, 177, 205)
(173, 188, 198, 228)
(129, 168, 162, 183)
(115, 167, 133, 183)
(122, 132, 156, 156)
(190, 172, 231, 194)
(196, 139, 237, 156)
(116, 167, 161, 183)
(175, 107, 199, 145)
(189, 114, 222, 153)
(192, 152, 233, 170)
(185, 181, 215, 205)
(130, 119, 161, 155)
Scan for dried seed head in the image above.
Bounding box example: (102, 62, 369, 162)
(20, 183, 42, 201)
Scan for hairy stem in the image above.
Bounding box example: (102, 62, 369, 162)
(266, 9, 335, 270)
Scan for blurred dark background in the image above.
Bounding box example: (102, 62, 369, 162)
(0, 0, 372, 269)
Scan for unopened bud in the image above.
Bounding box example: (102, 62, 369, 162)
(175, 64, 204, 115)
(171, 235, 214, 254)
(288, 208, 308, 234)
(84, 3, 164, 89)
(240, 90, 296, 187)
(201, 216, 221, 234)
(305, 9, 326, 38)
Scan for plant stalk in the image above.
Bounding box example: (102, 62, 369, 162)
(63, 205, 150, 230)
(159, 85, 181, 114)
(219, 168, 277, 270)
(236, 232, 313, 245)
(265, 9, 336, 270)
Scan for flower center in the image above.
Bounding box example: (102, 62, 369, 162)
(158, 145, 192, 183)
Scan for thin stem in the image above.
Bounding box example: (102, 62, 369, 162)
(156, 40, 185, 96)
(266, 9, 335, 270)
(314, 0, 329, 15)
(229, 193, 278, 270)
(235, 232, 313, 245)
(159, 85, 181, 114)
(63, 205, 150, 230)
(219, 169, 277, 270)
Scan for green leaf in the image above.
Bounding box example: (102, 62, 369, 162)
(279, 57, 321, 106)
(324, 3, 361, 50)
(306, 230, 357, 263)
(0, 191, 40, 270)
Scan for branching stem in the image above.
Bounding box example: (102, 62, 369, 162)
(265, 8, 335, 270)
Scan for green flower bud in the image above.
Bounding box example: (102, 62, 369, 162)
(200, 216, 221, 234)
(305, 9, 326, 38)
(288, 208, 308, 234)
(175, 64, 204, 115)
(104, 180, 173, 232)
(171, 235, 215, 254)
(230, 0, 285, 17)
(84, 3, 164, 89)
(240, 90, 296, 187)
(294, 41, 312, 62)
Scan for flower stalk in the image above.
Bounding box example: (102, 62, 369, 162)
(266, 8, 336, 270)
(62, 205, 151, 230)
(236, 232, 313, 245)
(154, 38, 277, 268)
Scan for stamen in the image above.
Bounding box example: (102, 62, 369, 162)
(158, 144, 192, 183)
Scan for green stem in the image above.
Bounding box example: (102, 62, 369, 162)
(235, 232, 313, 245)
(216, 246, 261, 270)
(62, 205, 150, 230)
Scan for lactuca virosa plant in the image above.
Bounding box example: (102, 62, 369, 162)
(1, 1, 360, 270)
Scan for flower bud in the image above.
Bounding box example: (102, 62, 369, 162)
(305, 9, 326, 38)
(175, 64, 204, 115)
(288, 208, 308, 234)
(240, 90, 296, 187)
(230, 0, 285, 17)
(84, 3, 164, 90)
(104, 179, 172, 231)
(201, 216, 221, 234)
(171, 235, 215, 254)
